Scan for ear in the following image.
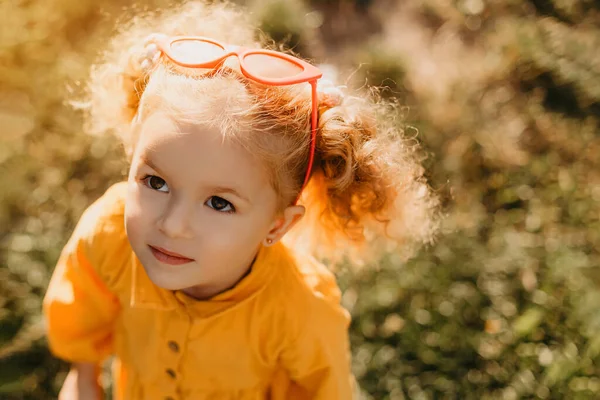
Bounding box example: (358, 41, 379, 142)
(262, 205, 305, 246)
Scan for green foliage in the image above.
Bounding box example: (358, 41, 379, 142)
(1, 0, 599, 398)
(249, 0, 309, 49)
(336, 0, 600, 398)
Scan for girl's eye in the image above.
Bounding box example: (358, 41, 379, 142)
(142, 175, 169, 192)
(206, 196, 235, 213)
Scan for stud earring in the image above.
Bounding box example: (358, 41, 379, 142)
(266, 238, 273, 245)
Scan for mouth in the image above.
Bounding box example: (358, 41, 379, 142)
(148, 245, 194, 265)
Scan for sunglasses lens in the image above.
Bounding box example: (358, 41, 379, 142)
(243, 53, 304, 79)
(170, 40, 225, 65)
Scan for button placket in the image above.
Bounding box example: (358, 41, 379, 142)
(162, 310, 191, 400)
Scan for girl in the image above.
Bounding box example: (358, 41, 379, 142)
(43, 1, 439, 399)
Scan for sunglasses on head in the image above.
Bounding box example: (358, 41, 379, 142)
(154, 35, 323, 205)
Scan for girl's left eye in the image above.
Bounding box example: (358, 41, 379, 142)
(142, 175, 169, 192)
(206, 196, 235, 213)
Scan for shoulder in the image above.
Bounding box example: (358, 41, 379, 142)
(69, 181, 131, 290)
(78, 181, 128, 231)
(290, 251, 343, 307)
(268, 245, 350, 338)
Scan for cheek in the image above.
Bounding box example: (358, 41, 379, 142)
(199, 214, 263, 249)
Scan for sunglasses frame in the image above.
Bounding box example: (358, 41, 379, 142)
(155, 35, 323, 205)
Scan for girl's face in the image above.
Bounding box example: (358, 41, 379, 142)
(124, 112, 297, 299)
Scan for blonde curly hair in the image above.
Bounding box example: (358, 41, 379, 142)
(85, 0, 441, 265)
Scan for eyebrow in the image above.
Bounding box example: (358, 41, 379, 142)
(140, 154, 251, 204)
(141, 154, 166, 178)
(208, 185, 251, 204)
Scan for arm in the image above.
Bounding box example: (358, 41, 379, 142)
(43, 235, 121, 363)
(43, 192, 125, 397)
(279, 300, 356, 399)
(58, 362, 102, 400)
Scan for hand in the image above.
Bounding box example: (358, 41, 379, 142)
(58, 363, 102, 400)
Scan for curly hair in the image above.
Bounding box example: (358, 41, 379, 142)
(84, 0, 441, 265)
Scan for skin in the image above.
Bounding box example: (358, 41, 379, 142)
(62, 110, 306, 398)
(58, 363, 100, 400)
(124, 111, 305, 300)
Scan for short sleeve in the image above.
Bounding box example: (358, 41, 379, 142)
(279, 290, 356, 399)
(43, 183, 129, 363)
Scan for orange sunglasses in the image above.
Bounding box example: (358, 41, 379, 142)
(154, 35, 323, 205)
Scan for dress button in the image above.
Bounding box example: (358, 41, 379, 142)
(168, 340, 180, 352)
(166, 368, 176, 379)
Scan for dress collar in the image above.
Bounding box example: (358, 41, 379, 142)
(129, 242, 284, 319)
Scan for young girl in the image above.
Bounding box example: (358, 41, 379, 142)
(43, 2, 439, 399)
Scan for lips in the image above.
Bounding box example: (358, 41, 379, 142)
(149, 245, 194, 265)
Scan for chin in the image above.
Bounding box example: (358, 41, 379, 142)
(149, 269, 190, 290)
(138, 257, 192, 291)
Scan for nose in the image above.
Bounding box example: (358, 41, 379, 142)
(157, 195, 195, 239)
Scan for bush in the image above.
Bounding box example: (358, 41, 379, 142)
(1, 0, 599, 398)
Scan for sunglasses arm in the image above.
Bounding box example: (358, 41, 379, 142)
(292, 80, 319, 206)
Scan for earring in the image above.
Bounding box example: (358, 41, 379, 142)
(266, 238, 273, 245)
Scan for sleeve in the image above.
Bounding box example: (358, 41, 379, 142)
(43, 187, 126, 364)
(279, 293, 356, 399)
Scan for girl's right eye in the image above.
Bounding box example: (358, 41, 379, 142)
(142, 175, 169, 193)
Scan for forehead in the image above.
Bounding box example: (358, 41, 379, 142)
(135, 112, 271, 194)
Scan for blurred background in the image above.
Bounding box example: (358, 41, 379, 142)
(1, 0, 599, 398)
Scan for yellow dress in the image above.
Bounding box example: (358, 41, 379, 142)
(43, 182, 355, 400)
